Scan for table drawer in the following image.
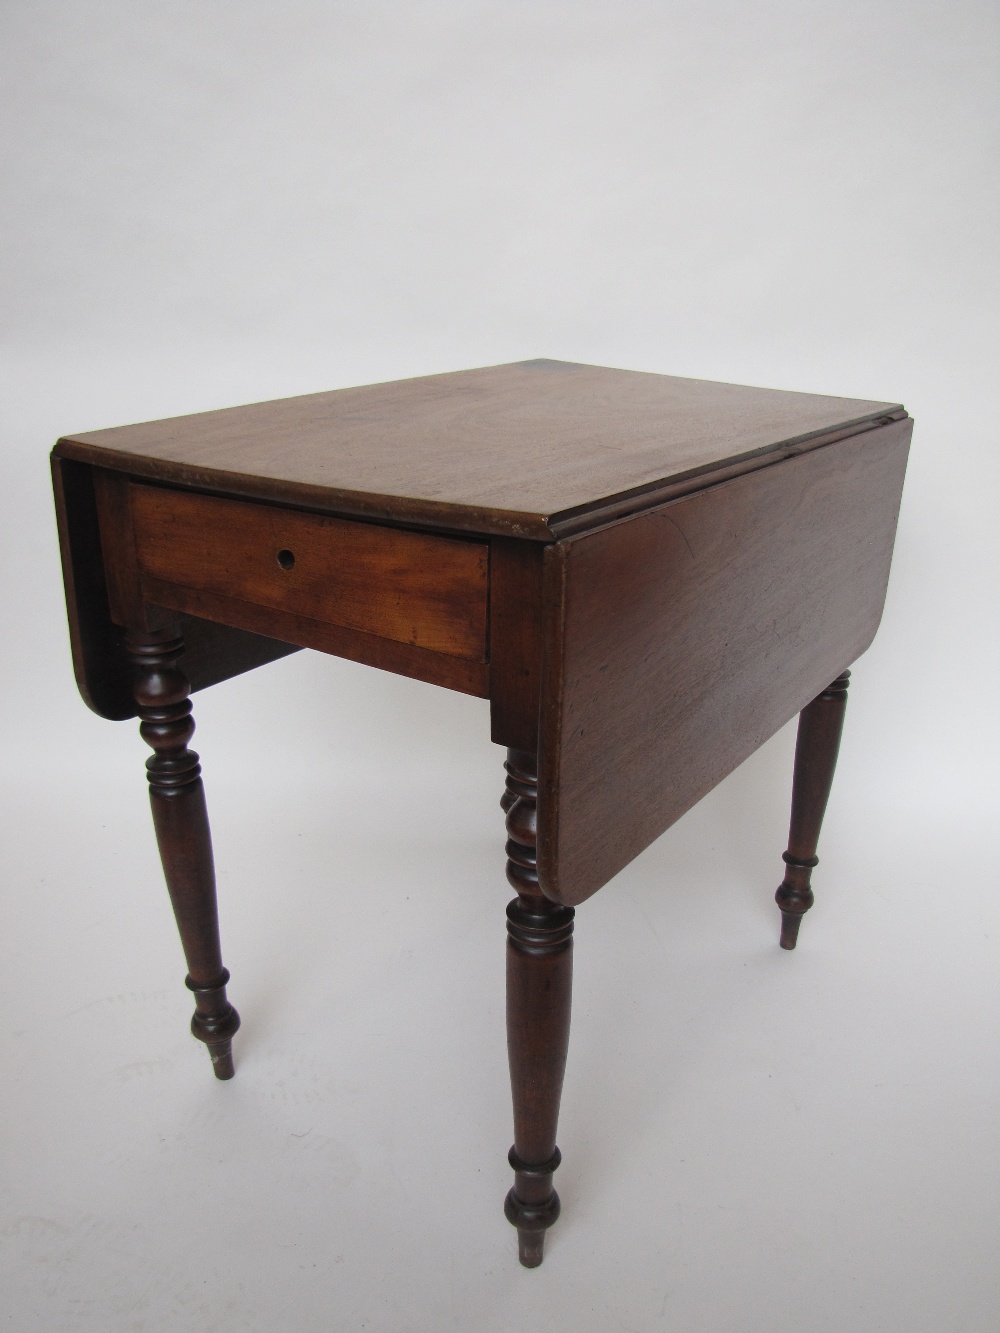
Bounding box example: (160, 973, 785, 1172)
(129, 483, 489, 662)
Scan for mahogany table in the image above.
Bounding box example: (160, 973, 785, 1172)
(52, 360, 911, 1266)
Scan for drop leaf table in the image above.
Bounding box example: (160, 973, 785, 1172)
(52, 360, 911, 1266)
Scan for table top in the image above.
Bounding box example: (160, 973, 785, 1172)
(51, 359, 912, 904)
(56, 360, 903, 540)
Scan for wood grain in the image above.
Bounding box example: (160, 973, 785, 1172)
(536, 419, 912, 907)
(775, 670, 851, 949)
(129, 483, 489, 662)
(51, 361, 913, 1267)
(127, 628, 241, 1079)
(51, 455, 135, 719)
(489, 540, 546, 751)
(138, 574, 490, 697)
(53, 361, 903, 539)
(503, 749, 573, 1268)
(52, 458, 300, 721)
(93, 467, 150, 628)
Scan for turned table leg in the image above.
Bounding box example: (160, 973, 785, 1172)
(503, 748, 574, 1268)
(775, 670, 851, 949)
(127, 629, 241, 1078)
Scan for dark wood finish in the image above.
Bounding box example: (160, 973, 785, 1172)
(776, 671, 851, 948)
(500, 751, 521, 814)
(51, 361, 912, 1269)
(51, 455, 135, 719)
(52, 457, 300, 721)
(127, 628, 240, 1078)
(129, 483, 490, 661)
(93, 467, 153, 629)
(138, 575, 489, 698)
(489, 539, 546, 751)
(503, 749, 574, 1267)
(84, 467, 488, 699)
(537, 418, 911, 907)
(173, 614, 302, 703)
(53, 361, 903, 540)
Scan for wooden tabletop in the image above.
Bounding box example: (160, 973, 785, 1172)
(55, 360, 903, 540)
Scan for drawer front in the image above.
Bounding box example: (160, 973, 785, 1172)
(129, 484, 489, 662)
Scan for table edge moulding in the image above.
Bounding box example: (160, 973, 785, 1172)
(50, 359, 912, 1267)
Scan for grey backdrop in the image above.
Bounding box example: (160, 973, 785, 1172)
(2, 3, 997, 1330)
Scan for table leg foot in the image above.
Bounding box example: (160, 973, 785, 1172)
(188, 970, 241, 1079)
(778, 908, 804, 950)
(516, 1233, 544, 1268)
(504, 1149, 562, 1266)
(128, 629, 241, 1077)
(775, 670, 850, 948)
(503, 748, 573, 1268)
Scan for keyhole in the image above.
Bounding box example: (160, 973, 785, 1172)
(276, 549, 295, 570)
